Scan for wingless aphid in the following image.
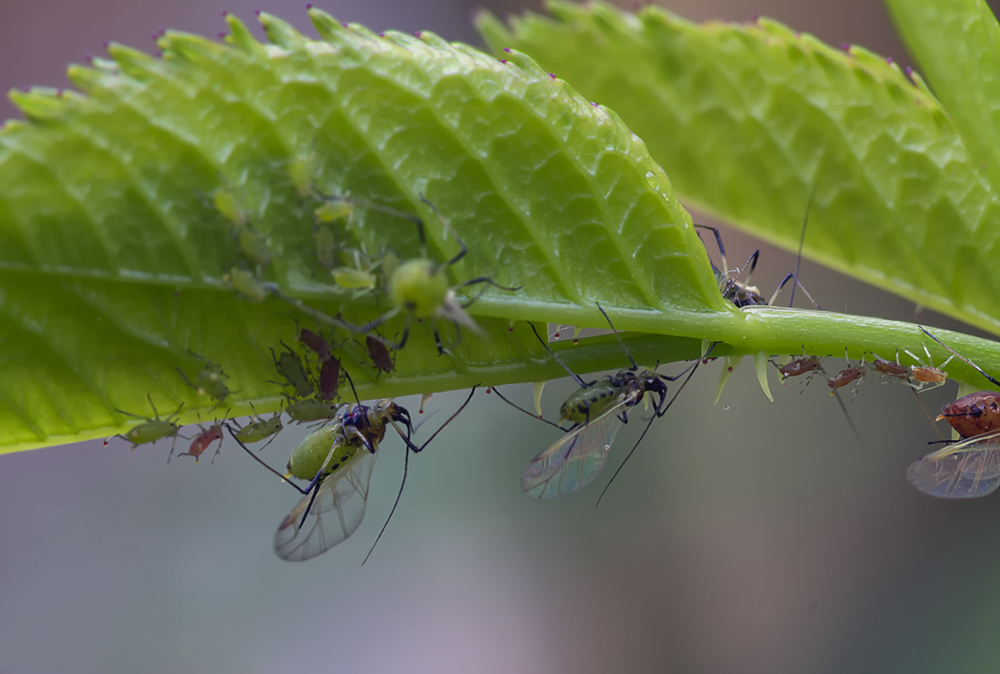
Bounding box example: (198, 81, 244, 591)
(365, 334, 395, 376)
(902, 342, 954, 392)
(105, 394, 185, 461)
(494, 305, 707, 503)
(270, 342, 314, 399)
(176, 352, 231, 405)
(319, 194, 521, 354)
(284, 397, 342, 424)
(213, 186, 271, 274)
(178, 416, 228, 465)
(230, 383, 478, 562)
(229, 402, 284, 452)
(827, 350, 866, 397)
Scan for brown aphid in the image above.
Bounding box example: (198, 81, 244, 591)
(871, 352, 909, 380)
(366, 335, 395, 375)
(777, 355, 822, 381)
(902, 343, 953, 392)
(318, 357, 342, 401)
(827, 351, 866, 396)
(297, 327, 331, 361)
(938, 391, 1000, 439)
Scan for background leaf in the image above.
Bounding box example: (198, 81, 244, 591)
(478, 1, 1000, 336)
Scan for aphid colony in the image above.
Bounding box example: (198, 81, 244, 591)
(102, 180, 1000, 563)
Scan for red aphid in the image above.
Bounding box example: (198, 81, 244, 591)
(318, 357, 341, 401)
(178, 422, 224, 464)
(297, 328, 330, 361)
(827, 366, 864, 394)
(366, 335, 395, 374)
(938, 391, 1000, 439)
(871, 354, 908, 380)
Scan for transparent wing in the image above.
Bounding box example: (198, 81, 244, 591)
(521, 402, 627, 500)
(273, 448, 378, 562)
(907, 432, 1000, 499)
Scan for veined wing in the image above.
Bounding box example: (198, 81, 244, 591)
(907, 431, 1000, 499)
(521, 401, 627, 500)
(274, 447, 378, 562)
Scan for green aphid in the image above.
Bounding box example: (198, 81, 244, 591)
(213, 187, 248, 228)
(288, 149, 316, 199)
(225, 267, 270, 303)
(232, 402, 284, 450)
(314, 222, 338, 270)
(285, 398, 342, 424)
(270, 342, 314, 398)
(105, 394, 185, 461)
(314, 200, 352, 223)
(237, 224, 271, 271)
(176, 353, 231, 404)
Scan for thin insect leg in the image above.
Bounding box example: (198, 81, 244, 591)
(420, 196, 465, 268)
(209, 433, 225, 465)
(595, 349, 709, 509)
(490, 385, 567, 431)
(735, 250, 761, 290)
(147, 393, 159, 419)
(317, 191, 427, 247)
(693, 224, 729, 271)
(529, 322, 592, 388)
(255, 429, 281, 453)
(653, 359, 700, 384)
(457, 276, 522, 293)
(224, 423, 308, 495)
(788, 186, 817, 308)
(767, 273, 823, 310)
(399, 385, 479, 453)
(919, 326, 1000, 388)
(166, 434, 178, 465)
(595, 302, 638, 370)
(910, 388, 945, 441)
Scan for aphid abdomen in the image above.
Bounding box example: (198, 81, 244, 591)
(559, 376, 622, 424)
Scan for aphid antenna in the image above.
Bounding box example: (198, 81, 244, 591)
(595, 302, 638, 370)
(363, 386, 479, 566)
(787, 186, 817, 308)
(594, 342, 716, 509)
(490, 385, 566, 431)
(919, 326, 1000, 388)
(693, 224, 730, 275)
(529, 322, 592, 389)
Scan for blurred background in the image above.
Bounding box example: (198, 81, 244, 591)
(3, 0, 1000, 672)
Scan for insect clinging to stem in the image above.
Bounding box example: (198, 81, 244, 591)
(319, 194, 521, 355)
(105, 394, 185, 460)
(177, 415, 228, 465)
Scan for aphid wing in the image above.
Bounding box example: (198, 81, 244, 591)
(907, 445, 1000, 499)
(273, 449, 378, 562)
(521, 410, 624, 500)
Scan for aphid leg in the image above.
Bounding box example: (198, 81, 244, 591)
(458, 276, 523, 295)
(767, 273, 823, 310)
(728, 250, 760, 298)
(595, 342, 715, 508)
(787, 186, 816, 308)
(490, 385, 566, 430)
(693, 224, 730, 273)
(528, 322, 592, 388)
(919, 326, 1000, 388)
(595, 302, 639, 370)
(419, 196, 464, 268)
(225, 423, 308, 495)
(364, 386, 479, 565)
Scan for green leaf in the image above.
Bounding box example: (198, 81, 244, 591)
(885, 0, 1000, 194)
(478, 1, 1000, 336)
(0, 9, 726, 452)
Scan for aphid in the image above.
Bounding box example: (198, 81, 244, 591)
(313, 200, 352, 269)
(772, 353, 823, 385)
(105, 394, 184, 459)
(270, 342, 314, 398)
(827, 356, 865, 397)
(318, 357, 342, 401)
(213, 187, 271, 272)
(694, 191, 820, 309)
(176, 352, 231, 404)
(287, 147, 316, 199)
(177, 417, 226, 464)
(365, 335, 395, 375)
(229, 402, 284, 451)
(297, 327, 331, 362)
(902, 342, 954, 392)
(870, 351, 910, 381)
(285, 397, 342, 424)
(495, 305, 707, 502)
(321, 194, 520, 354)
(225, 267, 270, 303)
(907, 428, 1000, 499)
(231, 386, 477, 562)
(213, 186, 248, 228)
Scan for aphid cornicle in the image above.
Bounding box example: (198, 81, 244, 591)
(494, 305, 708, 503)
(231, 385, 478, 562)
(319, 194, 520, 355)
(105, 394, 185, 460)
